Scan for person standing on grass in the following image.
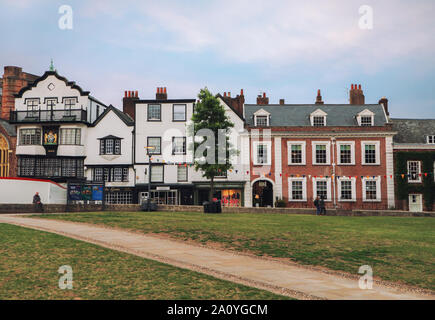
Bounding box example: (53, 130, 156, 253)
(314, 195, 321, 215)
(32, 192, 43, 213)
(320, 195, 326, 215)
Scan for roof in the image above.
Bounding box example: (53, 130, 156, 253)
(97, 134, 123, 140)
(93, 105, 134, 127)
(0, 118, 16, 137)
(244, 104, 388, 127)
(391, 118, 435, 144)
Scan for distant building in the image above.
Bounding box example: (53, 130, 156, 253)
(391, 119, 435, 212)
(0, 66, 38, 177)
(243, 85, 396, 210)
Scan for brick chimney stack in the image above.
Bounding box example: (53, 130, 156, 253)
(156, 87, 168, 100)
(1, 66, 38, 120)
(221, 89, 245, 119)
(379, 97, 389, 116)
(257, 92, 269, 105)
(349, 84, 365, 105)
(315, 89, 324, 105)
(122, 90, 139, 120)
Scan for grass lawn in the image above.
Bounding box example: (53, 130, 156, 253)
(0, 223, 288, 300)
(37, 211, 435, 291)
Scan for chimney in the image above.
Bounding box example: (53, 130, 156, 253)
(279, 99, 285, 105)
(379, 97, 389, 116)
(221, 89, 245, 119)
(122, 90, 139, 120)
(257, 92, 269, 105)
(156, 87, 168, 100)
(349, 83, 365, 105)
(315, 89, 324, 105)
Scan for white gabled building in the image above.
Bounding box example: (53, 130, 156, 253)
(122, 88, 249, 206)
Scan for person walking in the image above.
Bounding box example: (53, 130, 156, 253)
(320, 196, 326, 215)
(314, 196, 321, 215)
(32, 192, 43, 213)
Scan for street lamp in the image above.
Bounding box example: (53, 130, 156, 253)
(144, 146, 156, 212)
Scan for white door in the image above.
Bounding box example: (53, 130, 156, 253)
(409, 194, 423, 212)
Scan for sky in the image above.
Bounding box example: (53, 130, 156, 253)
(1, 0, 434, 118)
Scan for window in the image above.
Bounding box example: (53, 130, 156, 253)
(46, 98, 56, 110)
(288, 178, 307, 201)
(172, 137, 186, 155)
(360, 116, 373, 126)
(18, 157, 83, 178)
(254, 142, 271, 165)
(60, 128, 81, 145)
(313, 178, 331, 201)
(256, 116, 268, 127)
(63, 98, 76, 116)
(147, 137, 161, 154)
(177, 165, 188, 182)
(150, 165, 164, 182)
(312, 142, 331, 165)
(338, 178, 356, 201)
(288, 142, 306, 165)
(26, 99, 39, 117)
(363, 179, 380, 201)
(407, 161, 421, 183)
(313, 116, 325, 127)
(105, 192, 132, 204)
(337, 142, 355, 165)
(100, 137, 121, 155)
(20, 129, 41, 145)
(362, 141, 380, 165)
(173, 104, 186, 121)
(427, 135, 435, 144)
(93, 167, 129, 182)
(148, 104, 161, 121)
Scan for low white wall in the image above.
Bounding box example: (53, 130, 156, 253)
(0, 178, 67, 204)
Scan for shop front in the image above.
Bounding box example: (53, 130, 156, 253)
(136, 184, 194, 205)
(193, 181, 246, 207)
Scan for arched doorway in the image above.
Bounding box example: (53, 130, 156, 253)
(0, 134, 10, 177)
(252, 180, 274, 207)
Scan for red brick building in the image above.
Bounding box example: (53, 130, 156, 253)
(0, 66, 38, 177)
(244, 85, 396, 210)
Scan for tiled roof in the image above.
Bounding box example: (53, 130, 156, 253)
(391, 118, 435, 144)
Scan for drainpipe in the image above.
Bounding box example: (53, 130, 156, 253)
(331, 137, 337, 208)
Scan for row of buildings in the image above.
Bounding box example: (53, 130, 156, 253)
(0, 65, 434, 211)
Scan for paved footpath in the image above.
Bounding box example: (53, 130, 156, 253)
(0, 214, 433, 300)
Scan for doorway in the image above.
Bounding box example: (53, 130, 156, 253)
(252, 180, 274, 207)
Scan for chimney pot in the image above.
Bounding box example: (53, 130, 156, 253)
(224, 92, 227, 97)
(279, 99, 285, 105)
(263, 92, 266, 98)
(358, 84, 362, 90)
(124, 91, 127, 97)
(241, 89, 244, 96)
(164, 87, 167, 94)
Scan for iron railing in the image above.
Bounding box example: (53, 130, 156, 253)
(10, 109, 88, 123)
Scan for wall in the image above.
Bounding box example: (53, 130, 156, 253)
(0, 177, 67, 204)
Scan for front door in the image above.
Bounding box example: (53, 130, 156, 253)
(409, 194, 423, 212)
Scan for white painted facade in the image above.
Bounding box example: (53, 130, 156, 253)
(0, 178, 67, 204)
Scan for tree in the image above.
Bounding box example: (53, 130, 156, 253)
(190, 88, 238, 202)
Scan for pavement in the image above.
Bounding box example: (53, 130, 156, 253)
(0, 214, 433, 300)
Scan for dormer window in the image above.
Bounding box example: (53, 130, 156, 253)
(310, 109, 327, 127)
(99, 135, 122, 155)
(357, 109, 374, 126)
(427, 135, 435, 144)
(253, 109, 270, 127)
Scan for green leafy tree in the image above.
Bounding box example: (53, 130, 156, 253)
(190, 88, 238, 202)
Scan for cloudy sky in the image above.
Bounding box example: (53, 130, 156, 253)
(1, 0, 434, 117)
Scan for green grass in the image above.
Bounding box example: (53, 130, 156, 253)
(37, 211, 435, 291)
(0, 223, 288, 300)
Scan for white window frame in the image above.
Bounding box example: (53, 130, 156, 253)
(336, 141, 355, 165)
(287, 141, 306, 165)
(312, 177, 332, 202)
(357, 109, 375, 126)
(150, 165, 164, 183)
(288, 177, 307, 202)
(407, 160, 422, 183)
(361, 141, 381, 165)
(253, 141, 272, 165)
(177, 165, 188, 182)
(253, 109, 270, 127)
(312, 141, 331, 165)
(337, 177, 356, 202)
(362, 177, 381, 202)
(427, 135, 435, 144)
(310, 109, 327, 127)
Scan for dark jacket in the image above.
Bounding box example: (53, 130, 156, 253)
(33, 194, 41, 204)
(314, 199, 320, 208)
(320, 198, 325, 208)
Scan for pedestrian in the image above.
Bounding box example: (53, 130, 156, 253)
(314, 195, 321, 215)
(32, 192, 43, 213)
(320, 196, 326, 215)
